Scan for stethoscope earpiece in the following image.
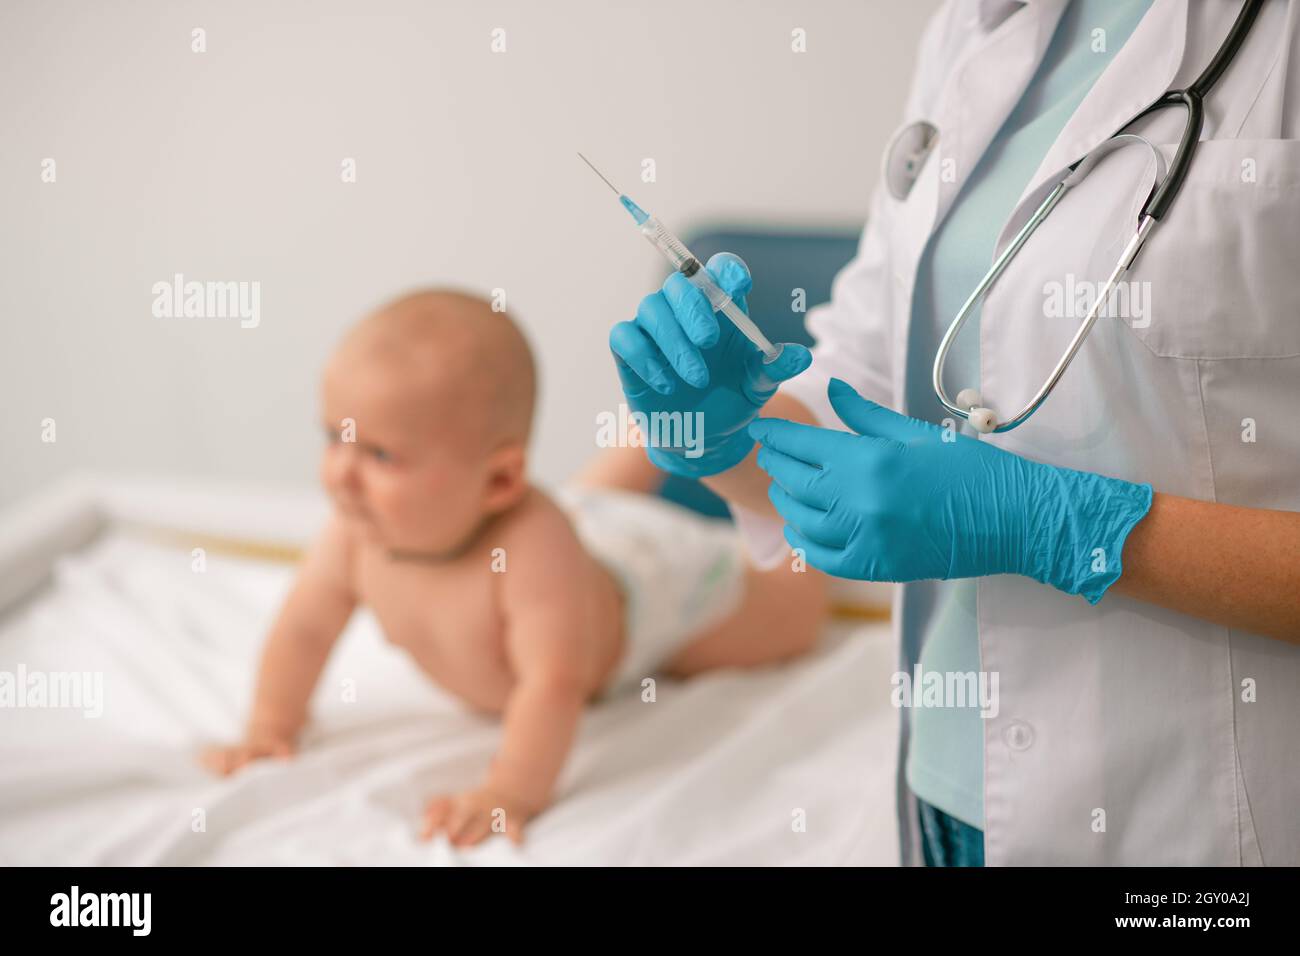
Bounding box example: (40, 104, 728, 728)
(955, 389, 998, 433)
(968, 408, 998, 434)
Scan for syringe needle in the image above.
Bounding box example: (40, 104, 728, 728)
(577, 152, 621, 195)
(579, 151, 781, 363)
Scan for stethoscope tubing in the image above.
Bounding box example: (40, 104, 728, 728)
(932, 0, 1266, 434)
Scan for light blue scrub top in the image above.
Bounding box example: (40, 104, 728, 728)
(903, 0, 1153, 830)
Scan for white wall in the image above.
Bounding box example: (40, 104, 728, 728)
(0, 0, 940, 507)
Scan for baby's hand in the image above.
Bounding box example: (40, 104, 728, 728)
(199, 734, 296, 776)
(419, 785, 538, 847)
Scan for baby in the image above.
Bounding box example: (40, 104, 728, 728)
(200, 290, 824, 846)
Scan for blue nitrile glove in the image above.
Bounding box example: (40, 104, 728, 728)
(609, 252, 811, 478)
(748, 378, 1154, 603)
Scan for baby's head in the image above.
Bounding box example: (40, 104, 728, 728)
(320, 289, 536, 557)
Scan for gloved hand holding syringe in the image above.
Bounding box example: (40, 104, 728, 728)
(583, 153, 811, 479)
(579, 153, 782, 364)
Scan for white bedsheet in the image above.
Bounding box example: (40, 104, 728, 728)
(0, 532, 899, 866)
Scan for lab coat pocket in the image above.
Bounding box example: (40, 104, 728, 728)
(1123, 139, 1300, 360)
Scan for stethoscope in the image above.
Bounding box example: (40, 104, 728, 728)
(933, 0, 1265, 434)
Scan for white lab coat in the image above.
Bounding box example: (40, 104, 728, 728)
(737, 0, 1300, 864)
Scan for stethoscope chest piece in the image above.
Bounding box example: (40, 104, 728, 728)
(884, 120, 939, 200)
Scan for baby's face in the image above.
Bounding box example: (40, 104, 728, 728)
(319, 350, 492, 556)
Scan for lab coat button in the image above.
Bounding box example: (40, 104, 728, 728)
(1002, 720, 1035, 751)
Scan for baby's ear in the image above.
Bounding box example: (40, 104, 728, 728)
(482, 442, 529, 513)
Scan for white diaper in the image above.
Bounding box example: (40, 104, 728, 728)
(553, 485, 747, 698)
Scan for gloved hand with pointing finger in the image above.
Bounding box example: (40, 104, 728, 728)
(749, 378, 1154, 602)
(609, 252, 811, 478)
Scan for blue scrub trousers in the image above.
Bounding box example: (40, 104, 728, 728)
(916, 794, 985, 867)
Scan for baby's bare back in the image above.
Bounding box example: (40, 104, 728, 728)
(349, 487, 627, 713)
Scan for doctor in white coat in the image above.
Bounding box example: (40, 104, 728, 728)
(607, 0, 1300, 865)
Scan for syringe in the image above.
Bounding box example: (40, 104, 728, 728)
(579, 153, 782, 364)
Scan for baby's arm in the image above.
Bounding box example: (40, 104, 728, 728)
(490, 608, 588, 808)
(201, 516, 357, 775)
(421, 511, 591, 844)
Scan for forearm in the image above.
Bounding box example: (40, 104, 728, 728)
(486, 677, 586, 810)
(1113, 493, 1300, 644)
(702, 390, 818, 517)
(246, 626, 338, 739)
